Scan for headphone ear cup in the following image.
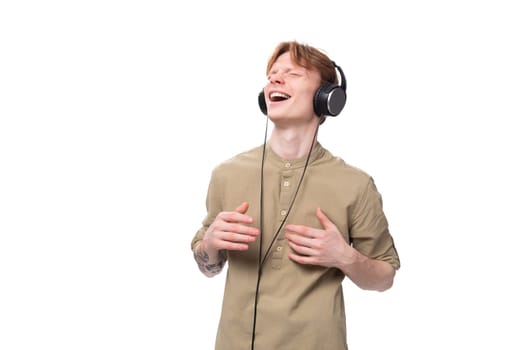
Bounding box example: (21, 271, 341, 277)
(313, 83, 347, 117)
(258, 90, 267, 115)
(313, 83, 332, 117)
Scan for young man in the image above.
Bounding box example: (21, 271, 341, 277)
(191, 41, 400, 350)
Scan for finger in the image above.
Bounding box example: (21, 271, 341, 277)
(234, 202, 249, 214)
(285, 224, 309, 236)
(218, 241, 250, 251)
(219, 210, 254, 224)
(288, 252, 316, 265)
(219, 230, 258, 243)
(316, 207, 337, 231)
(285, 232, 312, 247)
(287, 240, 316, 256)
(220, 223, 260, 239)
(220, 202, 252, 224)
(285, 225, 321, 240)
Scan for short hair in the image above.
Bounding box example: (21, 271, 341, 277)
(265, 41, 338, 86)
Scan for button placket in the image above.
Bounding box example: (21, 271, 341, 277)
(271, 163, 295, 268)
(271, 238, 286, 269)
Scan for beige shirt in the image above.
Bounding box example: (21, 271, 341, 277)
(191, 143, 400, 350)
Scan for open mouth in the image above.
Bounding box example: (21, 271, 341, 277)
(269, 91, 291, 102)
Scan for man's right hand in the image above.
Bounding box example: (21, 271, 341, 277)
(202, 202, 260, 252)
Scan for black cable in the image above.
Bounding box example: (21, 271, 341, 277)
(260, 124, 319, 266)
(250, 116, 269, 350)
(250, 118, 320, 350)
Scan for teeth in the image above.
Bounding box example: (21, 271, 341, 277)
(270, 92, 290, 99)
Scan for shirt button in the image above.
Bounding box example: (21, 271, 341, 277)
(276, 246, 282, 251)
(283, 181, 290, 187)
(284, 162, 291, 168)
(280, 210, 287, 216)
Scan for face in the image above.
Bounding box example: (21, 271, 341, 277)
(263, 52, 322, 124)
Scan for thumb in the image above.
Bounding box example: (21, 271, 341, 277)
(234, 202, 249, 214)
(316, 207, 337, 231)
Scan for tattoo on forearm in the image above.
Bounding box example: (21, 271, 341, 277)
(194, 248, 226, 276)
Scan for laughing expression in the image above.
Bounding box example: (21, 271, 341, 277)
(264, 52, 322, 124)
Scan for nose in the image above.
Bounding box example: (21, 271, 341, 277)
(269, 71, 284, 84)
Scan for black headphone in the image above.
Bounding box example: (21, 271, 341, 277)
(258, 61, 347, 118)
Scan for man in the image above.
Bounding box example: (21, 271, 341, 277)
(191, 40, 400, 350)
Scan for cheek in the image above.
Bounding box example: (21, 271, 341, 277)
(300, 84, 319, 102)
(293, 88, 311, 103)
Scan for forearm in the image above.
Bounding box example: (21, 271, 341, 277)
(338, 245, 396, 292)
(193, 241, 227, 277)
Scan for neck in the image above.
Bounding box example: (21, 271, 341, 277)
(268, 122, 319, 160)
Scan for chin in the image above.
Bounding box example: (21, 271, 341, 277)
(267, 111, 286, 121)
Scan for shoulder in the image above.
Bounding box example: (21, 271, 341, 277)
(317, 146, 373, 187)
(211, 145, 263, 178)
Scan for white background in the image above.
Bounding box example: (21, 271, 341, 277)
(1, 1, 524, 349)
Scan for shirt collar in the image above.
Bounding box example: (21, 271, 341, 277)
(265, 142, 325, 169)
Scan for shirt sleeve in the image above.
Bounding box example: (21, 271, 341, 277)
(190, 167, 224, 252)
(348, 177, 400, 270)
